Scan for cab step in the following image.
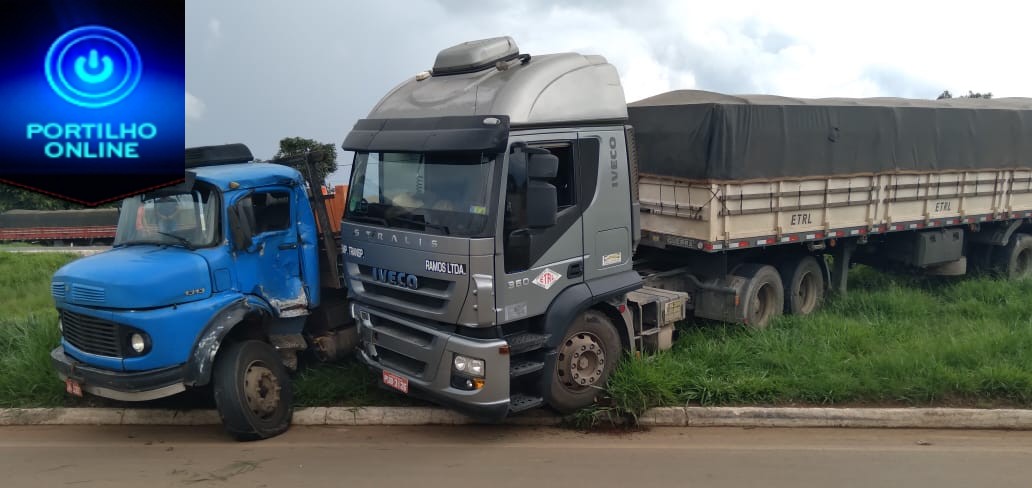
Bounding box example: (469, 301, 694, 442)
(506, 332, 549, 355)
(509, 393, 544, 414)
(509, 359, 545, 378)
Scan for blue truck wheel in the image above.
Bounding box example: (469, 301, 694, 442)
(212, 340, 293, 441)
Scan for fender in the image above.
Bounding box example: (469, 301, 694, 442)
(540, 270, 643, 349)
(182, 296, 274, 386)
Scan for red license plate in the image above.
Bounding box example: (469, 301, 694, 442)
(382, 370, 409, 394)
(65, 378, 83, 397)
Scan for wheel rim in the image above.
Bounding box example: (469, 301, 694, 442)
(1017, 248, 1032, 278)
(242, 360, 281, 420)
(796, 271, 819, 314)
(556, 331, 607, 392)
(751, 282, 776, 326)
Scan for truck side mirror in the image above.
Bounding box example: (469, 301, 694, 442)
(527, 152, 558, 179)
(228, 196, 255, 251)
(526, 180, 557, 228)
(526, 151, 558, 228)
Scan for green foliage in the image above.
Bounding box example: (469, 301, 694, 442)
(0, 252, 77, 407)
(602, 266, 1032, 419)
(0, 184, 75, 212)
(273, 137, 338, 187)
(937, 90, 993, 100)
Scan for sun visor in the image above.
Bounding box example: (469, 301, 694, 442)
(343, 116, 510, 153)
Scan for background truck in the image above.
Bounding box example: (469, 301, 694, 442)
(50, 144, 355, 440)
(340, 36, 1032, 419)
(0, 208, 118, 245)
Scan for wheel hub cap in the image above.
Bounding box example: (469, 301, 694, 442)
(243, 362, 280, 419)
(557, 332, 606, 390)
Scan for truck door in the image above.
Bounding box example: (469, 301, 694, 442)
(495, 133, 587, 324)
(234, 188, 308, 317)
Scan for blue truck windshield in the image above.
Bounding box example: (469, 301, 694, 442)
(114, 187, 219, 249)
(346, 151, 495, 237)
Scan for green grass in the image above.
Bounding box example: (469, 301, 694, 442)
(603, 266, 1032, 419)
(0, 252, 79, 407)
(4, 252, 1032, 415)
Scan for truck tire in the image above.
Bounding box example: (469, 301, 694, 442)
(778, 256, 825, 315)
(733, 264, 784, 328)
(544, 309, 622, 414)
(992, 233, 1032, 280)
(212, 340, 293, 441)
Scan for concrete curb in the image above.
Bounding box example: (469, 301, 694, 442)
(3, 406, 1032, 429)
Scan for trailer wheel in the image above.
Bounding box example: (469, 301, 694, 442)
(212, 340, 293, 441)
(733, 264, 784, 328)
(778, 256, 825, 315)
(544, 310, 622, 414)
(993, 233, 1032, 280)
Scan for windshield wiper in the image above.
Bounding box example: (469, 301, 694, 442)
(156, 231, 195, 250)
(347, 214, 389, 226)
(388, 214, 450, 235)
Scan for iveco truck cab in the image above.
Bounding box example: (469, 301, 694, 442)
(50, 144, 354, 440)
(341, 37, 684, 419)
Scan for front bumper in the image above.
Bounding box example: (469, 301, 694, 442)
(353, 302, 511, 421)
(51, 346, 186, 402)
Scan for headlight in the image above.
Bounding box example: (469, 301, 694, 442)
(57, 320, 63, 332)
(130, 333, 146, 353)
(453, 355, 468, 372)
(453, 354, 484, 378)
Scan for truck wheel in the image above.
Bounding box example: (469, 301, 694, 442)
(212, 340, 293, 441)
(993, 233, 1032, 280)
(733, 264, 784, 328)
(544, 310, 622, 414)
(778, 256, 825, 315)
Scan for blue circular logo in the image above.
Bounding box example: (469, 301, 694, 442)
(45, 26, 142, 109)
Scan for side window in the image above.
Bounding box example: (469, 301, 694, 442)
(503, 141, 576, 273)
(251, 191, 291, 233)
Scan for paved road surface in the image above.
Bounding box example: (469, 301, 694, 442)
(1, 425, 1030, 487)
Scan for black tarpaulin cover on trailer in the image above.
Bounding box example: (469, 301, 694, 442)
(627, 90, 1032, 181)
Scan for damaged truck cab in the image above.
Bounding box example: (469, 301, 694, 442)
(51, 144, 354, 440)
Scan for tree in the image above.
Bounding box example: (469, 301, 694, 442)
(0, 184, 76, 212)
(937, 90, 992, 100)
(273, 137, 337, 187)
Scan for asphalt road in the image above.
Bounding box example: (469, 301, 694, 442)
(1, 425, 1030, 487)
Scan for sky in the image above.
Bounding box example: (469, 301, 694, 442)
(185, 0, 1031, 185)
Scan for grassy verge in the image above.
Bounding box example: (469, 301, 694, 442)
(4, 252, 1032, 414)
(603, 266, 1032, 419)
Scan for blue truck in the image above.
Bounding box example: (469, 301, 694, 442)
(50, 144, 355, 440)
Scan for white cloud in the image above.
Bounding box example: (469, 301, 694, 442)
(185, 91, 206, 121)
(208, 18, 222, 39)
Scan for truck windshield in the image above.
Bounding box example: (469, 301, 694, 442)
(113, 187, 219, 249)
(346, 151, 495, 237)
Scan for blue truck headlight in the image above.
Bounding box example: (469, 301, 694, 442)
(130, 333, 146, 353)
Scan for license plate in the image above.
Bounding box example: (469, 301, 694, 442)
(382, 370, 409, 394)
(65, 378, 83, 397)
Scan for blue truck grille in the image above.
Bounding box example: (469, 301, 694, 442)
(70, 284, 105, 303)
(60, 310, 122, 357)
(51, 282, 66, 299)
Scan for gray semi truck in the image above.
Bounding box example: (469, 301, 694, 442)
(340, 37, 1032, 419)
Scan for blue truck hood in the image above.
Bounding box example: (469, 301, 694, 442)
(52, 246, 213, 309)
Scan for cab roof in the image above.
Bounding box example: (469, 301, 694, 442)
(191, 162, 304, 191)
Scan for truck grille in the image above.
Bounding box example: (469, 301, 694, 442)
(51, 282, 66, 299)
(357, 265, 453, 311)
(70, 284, 105, 303)
(60, 310, 122, 357)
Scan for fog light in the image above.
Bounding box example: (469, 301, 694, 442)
(130, 333, 146, 353)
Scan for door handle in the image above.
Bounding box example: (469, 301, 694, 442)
(567, 262, 583, 279)
(278, 242, 298, 250)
